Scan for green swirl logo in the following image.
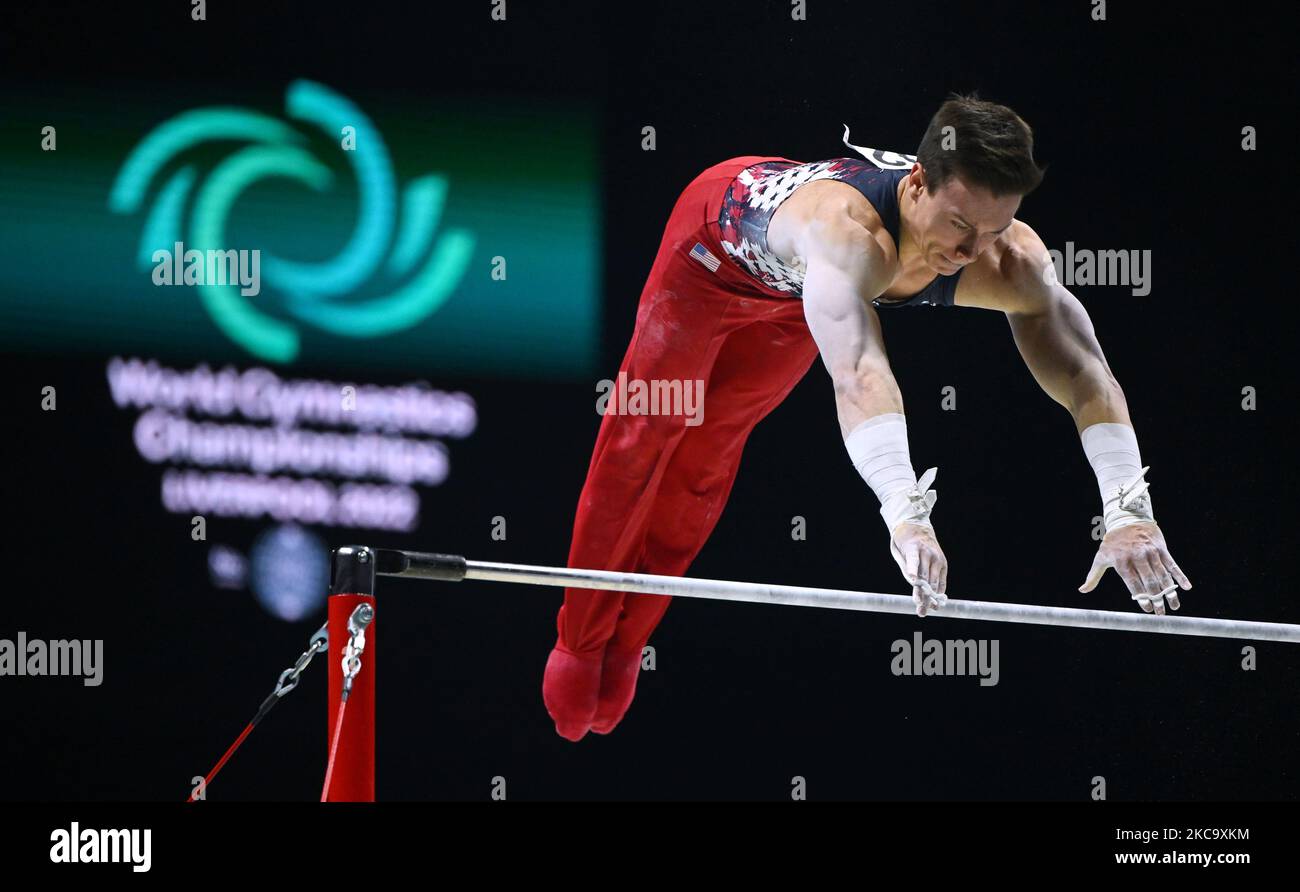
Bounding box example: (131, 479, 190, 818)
(108, 80, 474, 363)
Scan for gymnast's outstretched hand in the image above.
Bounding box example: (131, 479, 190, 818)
(891, 522, 949, 617)
(1078, 521, 1192, 614)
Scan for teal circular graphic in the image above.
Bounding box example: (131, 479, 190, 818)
(108, 80, 475, 363)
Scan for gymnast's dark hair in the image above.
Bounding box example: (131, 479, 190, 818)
(915, 92, 1045, 197)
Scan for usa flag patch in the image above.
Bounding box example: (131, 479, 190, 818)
(689, 242, 721, 273)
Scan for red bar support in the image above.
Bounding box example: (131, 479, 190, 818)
(325, 546, 377, 802)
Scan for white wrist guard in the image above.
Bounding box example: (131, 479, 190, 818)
(844, 413, 939, 536)
(1081, 422, 1155, 533)
(881, 466, 939, 534)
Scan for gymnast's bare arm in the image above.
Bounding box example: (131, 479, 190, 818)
(798, 207, 900, 436)
(954, 219, 1127, 432)
(955, 221, 1192, 610)
(792, 198, 949, 610)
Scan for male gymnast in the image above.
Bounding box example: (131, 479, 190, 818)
(544, 94, 1192, 741)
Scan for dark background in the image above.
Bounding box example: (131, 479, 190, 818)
(2, 1, 1296, 801)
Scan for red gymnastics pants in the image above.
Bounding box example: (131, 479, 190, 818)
(544, 157, 821, 740)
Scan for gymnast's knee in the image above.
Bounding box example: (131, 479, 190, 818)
(593, 412, 690, 481)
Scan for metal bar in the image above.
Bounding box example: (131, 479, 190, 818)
(375, 550, 1299, 644)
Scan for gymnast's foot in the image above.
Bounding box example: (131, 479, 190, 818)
(590, 645, 644, 735)
(543, 643, 603, 741)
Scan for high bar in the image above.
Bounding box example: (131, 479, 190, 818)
(369, 549, 1300, 644)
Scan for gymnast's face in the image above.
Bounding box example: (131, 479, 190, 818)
(902, 165, 1020, 275)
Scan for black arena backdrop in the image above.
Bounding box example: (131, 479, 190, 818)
(1, 0, 1296, 804)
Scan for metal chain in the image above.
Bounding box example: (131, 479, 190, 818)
(341, 603, 374, 699)
(273, 622, 329, 699)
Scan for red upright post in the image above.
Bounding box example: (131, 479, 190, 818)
(325, 546, 377, 802)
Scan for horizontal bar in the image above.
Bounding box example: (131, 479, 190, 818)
(374, 548, 466, 581)
(378, 549, 1300, 644)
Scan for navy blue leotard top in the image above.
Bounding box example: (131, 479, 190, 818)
(717, 156, 960, 308)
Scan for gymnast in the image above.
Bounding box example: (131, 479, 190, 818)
(544, 93, 1192, 741)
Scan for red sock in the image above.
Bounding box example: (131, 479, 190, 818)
(590, 646, 644, 734)
(542, 643, 603, 742)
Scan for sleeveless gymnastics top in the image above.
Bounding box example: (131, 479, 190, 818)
(717, 155, 961, 308)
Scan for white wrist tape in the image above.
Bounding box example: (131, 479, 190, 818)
(1081, 422, 1155, 532)
(845, 413, 938, 536)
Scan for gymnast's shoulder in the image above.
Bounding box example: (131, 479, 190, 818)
(954, 220, 1057, 314)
